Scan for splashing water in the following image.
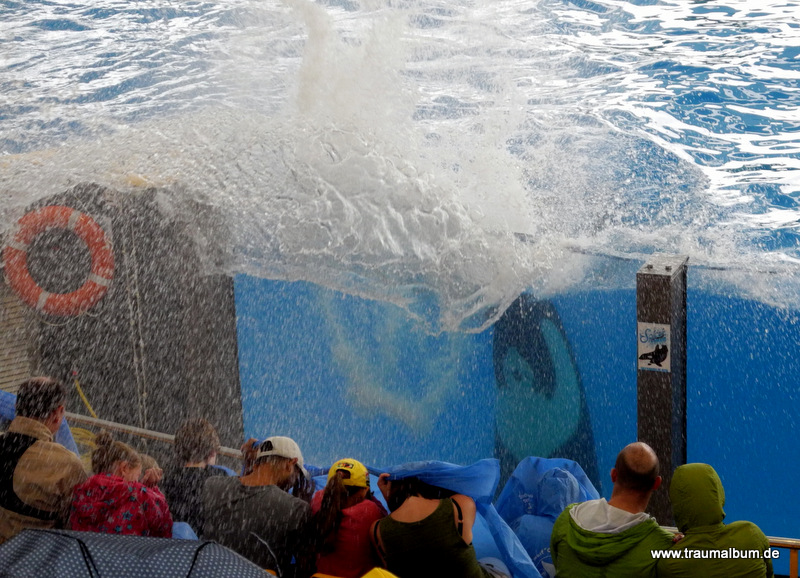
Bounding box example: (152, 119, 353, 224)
(2, 0, 800, 330)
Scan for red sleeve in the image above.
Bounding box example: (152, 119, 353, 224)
(144, 486, 173, 538)
(311, 490, 323, 514)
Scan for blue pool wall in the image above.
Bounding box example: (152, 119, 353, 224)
(553, 289, 799, 535)
(235, 275, 798, 572)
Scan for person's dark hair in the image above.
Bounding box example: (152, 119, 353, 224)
(615, 444, 659, 493)
(386, 476, 454, 512)
(92, 430, 141, 474)
(15, 377, 66, 420)
(174, 418, 220, 464)
(289, 465, 315, 503)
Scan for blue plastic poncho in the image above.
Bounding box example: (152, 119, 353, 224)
(374, 459, 541, 578)
(0, 389, 80, 455)
(495, 457, 599, 577)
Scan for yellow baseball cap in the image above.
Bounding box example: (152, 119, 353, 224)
(328, 458, 369, 488)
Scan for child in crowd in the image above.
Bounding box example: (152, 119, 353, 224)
(139, 453, 161, 480)
(311, 458, 387, 578)
(70, 431, 172, 537)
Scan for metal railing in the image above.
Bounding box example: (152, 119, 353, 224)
(768, 537, 800, 578)
(65, 412, 243, 459)
(664, 526, 800, 578)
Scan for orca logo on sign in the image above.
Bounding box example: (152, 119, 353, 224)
(637, 322, 670, 372)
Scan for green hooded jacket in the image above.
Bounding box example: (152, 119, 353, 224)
(657, 463, 773, 578)
(550, 500, 674, 577)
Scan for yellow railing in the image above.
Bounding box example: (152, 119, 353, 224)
(664, 526, 800, 578)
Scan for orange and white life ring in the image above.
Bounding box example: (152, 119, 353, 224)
(2, 205, 114, 316)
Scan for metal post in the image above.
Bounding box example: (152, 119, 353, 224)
(636, 254, 688, 525)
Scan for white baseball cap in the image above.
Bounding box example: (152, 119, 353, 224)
(255, 436, 308, 478)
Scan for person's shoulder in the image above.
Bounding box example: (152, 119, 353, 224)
(554, 500, 582, 522)
(348, 496, 384, 518)
(551, 502, 576, 536)
(641, 520, 675, 547)
(29, 437, 86, 474)
(289, 490, 311, 511)
(34, 436, 81, 459)
(207, 464, 237, 476)
(159, 465, 182, 487)
(726, 519, 765, 533)
(725, 520, 770, 545)
(129, 479, 160, 498)
(451, 493, 477, 513)
(285, 490, 312, 515)
(203, 473, 238, 495)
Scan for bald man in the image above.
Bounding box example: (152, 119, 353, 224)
(550, 442, 674, 577)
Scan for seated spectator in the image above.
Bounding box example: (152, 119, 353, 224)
(550, 442, 674, 577)
(161, 418, 231, 537)
(2, 384, 82, 456)
(70, 431, 172, 537)
(657, 463, 773, 578)
(516, 468, 581, 577)
(370, 473, 509, 578)
(139, 453, 161, 477)
(0, 377, 87, 544)
(519, 469, 589, 575)
(311, 458, 387, 577)
(203, 436, 314, 577)
(495, 456, 599, 577)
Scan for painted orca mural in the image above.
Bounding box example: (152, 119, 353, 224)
(234, 278, 600, 491)
(492, 296, 599, 490)
(235, 277, 495, 468)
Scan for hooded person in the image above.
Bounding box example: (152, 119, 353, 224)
(657, 463, 773, 578)
(496, 456, 600, 577)
(550, 442, 674, 577)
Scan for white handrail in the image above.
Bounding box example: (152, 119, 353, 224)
(65, 412, 243, 459)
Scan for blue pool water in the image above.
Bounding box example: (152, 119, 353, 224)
(2, 0, 800, 573)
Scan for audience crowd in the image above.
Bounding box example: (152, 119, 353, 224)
(0, 377, 776, 578)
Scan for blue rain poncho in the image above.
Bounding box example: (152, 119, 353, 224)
(495, 457, 599, 577)
(0, 389, 79, 455)
(375, 459, 541, 578)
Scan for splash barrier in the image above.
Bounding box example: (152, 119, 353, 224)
(1, 186, 799, 574)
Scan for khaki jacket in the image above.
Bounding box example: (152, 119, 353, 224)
(0, 416, 87, 544)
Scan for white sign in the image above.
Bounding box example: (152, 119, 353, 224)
(637, 322, 670, 372)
